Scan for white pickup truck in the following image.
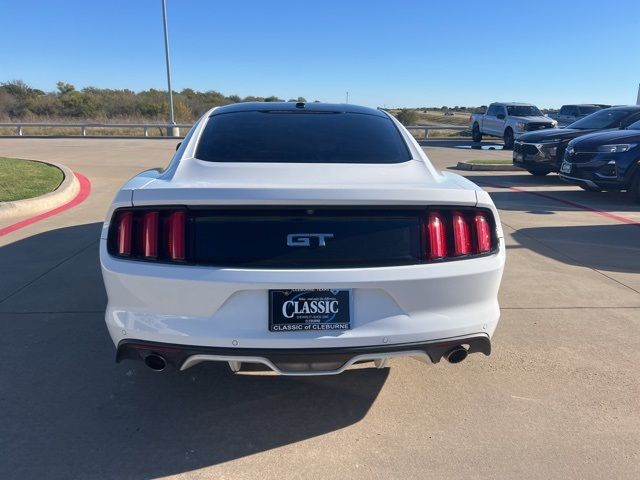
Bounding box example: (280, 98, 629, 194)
(469, 102, 557, 149)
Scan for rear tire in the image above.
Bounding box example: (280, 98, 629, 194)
(503, 128, 514, 150)
(526, 167, 551, 176)
(472, 123, 482, 142)
(627, 171, 640, 202)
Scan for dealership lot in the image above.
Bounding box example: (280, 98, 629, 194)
(1, 139, 639, 479)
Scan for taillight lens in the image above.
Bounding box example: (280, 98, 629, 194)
(166, 211, 186, 261)
(141, 211, 159, 258)
(452, 211, 471, 256)
(422, 209, 496, 262)
(425, 212, 447, 259)
(109, 208, 187, 263)
(116, 211, 133, 256)
(472, 212, 492, 253)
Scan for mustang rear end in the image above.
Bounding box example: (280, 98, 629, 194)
(100, 102, 505, 375)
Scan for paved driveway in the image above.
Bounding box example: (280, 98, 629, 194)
(1, 138, 639, 479)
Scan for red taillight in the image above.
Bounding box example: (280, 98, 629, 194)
(452, 211, 471, 256)
(141, 211, 159, 258)
(422, 209, 495, 262)
(472, 212, 492, 253)
(116, 211, 133, 256)
(166, 211, 186, 261)
(111, 208, 187, 262)
(425, 212, 447, 260)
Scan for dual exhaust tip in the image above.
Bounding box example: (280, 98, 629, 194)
(445, 346, 468, 364)
(144, 354, 167, 372)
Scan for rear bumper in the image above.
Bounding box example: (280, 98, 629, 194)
(100, 231, 504, 376)
(559, 155, 633, 191)
(558, 174, 602, 190)
(117, 334, 491, 375)
(101, 240, 504, 343)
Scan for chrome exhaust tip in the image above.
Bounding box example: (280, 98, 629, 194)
(144, 354, 167, 371)
(445, 346, 468, 364)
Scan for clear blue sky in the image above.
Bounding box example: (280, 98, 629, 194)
(3, 0, 639, 108)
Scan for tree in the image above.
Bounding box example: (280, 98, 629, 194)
(394, 109, 418, 126)
(1, 80, 43, 99)
(0, 79, 309, 121)
(56, 81, 76, 96)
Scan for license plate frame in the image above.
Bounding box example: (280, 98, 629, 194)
(269, 289, 352, 332)
(560, 161, 572, 174)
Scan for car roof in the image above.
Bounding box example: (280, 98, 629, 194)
(562, 104, 604, 107)
(602, 105, 640, 111)
(210, 102, 388, 118)
(491, 102, 536, 107)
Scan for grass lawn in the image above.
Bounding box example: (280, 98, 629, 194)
(0, 157, 64, 202)
(467, 159, 513, 165)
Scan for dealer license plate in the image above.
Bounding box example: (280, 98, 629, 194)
(269, 289, 351, 332)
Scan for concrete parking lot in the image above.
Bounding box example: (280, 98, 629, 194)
(1, 138, 639, 480)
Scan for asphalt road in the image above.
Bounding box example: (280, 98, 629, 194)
(1, 138, 639, 480)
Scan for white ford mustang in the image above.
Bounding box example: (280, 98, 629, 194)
(100, 102, 505, 375)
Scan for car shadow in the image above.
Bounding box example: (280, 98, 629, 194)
(489, 189, 640, 214)
(511, 223, 640, 273)
(0, 223, 388, 480)
(462, 172, 567, 188)
(460, 173, 640, 213)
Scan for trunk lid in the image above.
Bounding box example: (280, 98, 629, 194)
(132, 159, 477, 206)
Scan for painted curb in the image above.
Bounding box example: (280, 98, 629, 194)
(0, 160, 80, 220)
(455, 162, 523, 171)
(0, 172, 91, 237)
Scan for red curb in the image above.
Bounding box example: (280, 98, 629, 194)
(480, 182, 640, 227)
(0, 172, 92, 237)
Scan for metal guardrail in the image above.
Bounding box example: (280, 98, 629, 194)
(0, 122, 193, 137)
(0, 122, 469, 139)
(405, 125, 468, 138)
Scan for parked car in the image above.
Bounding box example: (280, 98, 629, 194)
(470, 102, 557, 149)
(514, 106, 640, 176)
(556, 104, 610, 127)
(559, 118, 640, 200)
(100, 102, 505, 376)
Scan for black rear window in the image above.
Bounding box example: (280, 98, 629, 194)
(577, 106, 601, 115)
(195, 111, 411, 163)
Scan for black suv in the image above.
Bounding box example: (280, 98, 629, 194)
(556, 104, 609, 126)
(513, 106, 640, 176)
(559, 118, 640, 201)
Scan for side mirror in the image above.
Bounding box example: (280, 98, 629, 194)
(175, 141, 182, 151)
(497, 113, 505, 120)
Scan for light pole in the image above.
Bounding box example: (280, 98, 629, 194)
(161, 0, 178, 136)
(346, 91, 349, 104)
